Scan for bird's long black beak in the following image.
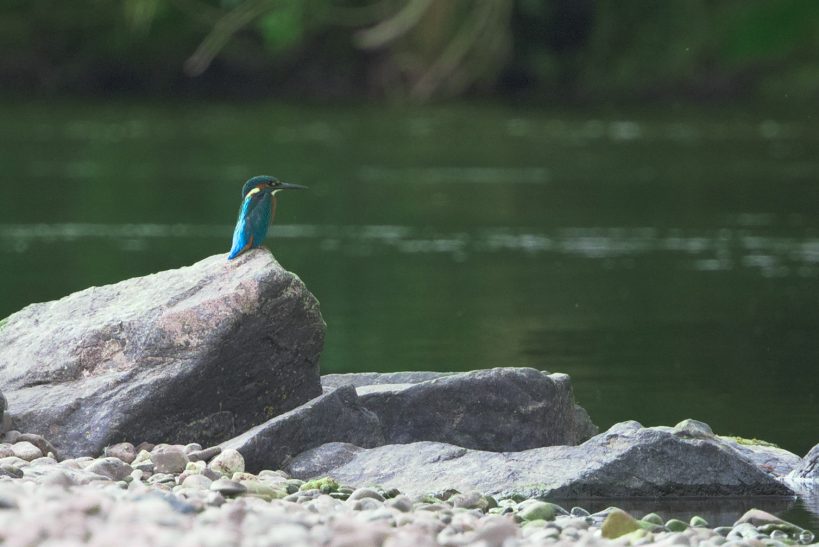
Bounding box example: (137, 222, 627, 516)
(280, 182, 308, 190)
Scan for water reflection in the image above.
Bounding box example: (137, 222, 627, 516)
(4, 223, 819, 279)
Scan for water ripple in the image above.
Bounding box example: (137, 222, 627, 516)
(1, 223, 817, 278)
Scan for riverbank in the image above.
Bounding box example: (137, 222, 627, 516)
(0, 438, 815, 546)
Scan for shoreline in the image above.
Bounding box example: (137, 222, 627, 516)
(0, 438, 815, 546)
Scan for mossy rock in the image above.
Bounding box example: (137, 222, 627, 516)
(721, 435, 780, 448)
(518, 501, 558, 522)
(417, 494, 445, 504)
(665, 518, 689, 532)
(690, 515, 709, 528)
(641, 512, 664, 526)
(601, 509, 640, 539)
(299, 477, 339, 494)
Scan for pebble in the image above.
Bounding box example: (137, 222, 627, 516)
(207, 449, 244, 476)
(601, 508, 640, 539)
(181, 474, 213, 490)
(11, 441, 42, 461)
(666, 518, 689, 532)
(86, 457, 133, 481)
(104, 442, 137, 464)
(16, 433, 57, 457)
(518, 500, 557, 522)
(387, 495, 413, 513)
(210, 478, 247, 497)
(348, 487, 385, 502)
(151, 448, 189, 474)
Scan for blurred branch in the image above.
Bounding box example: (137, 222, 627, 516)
(411, 0, 508, 100)
(444, 1, 512, 97)
(354, 0, 433, 50)
(184, 0, 281, 76)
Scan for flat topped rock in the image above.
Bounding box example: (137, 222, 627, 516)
(0, 250, 325, 457)
(324, 367, 598, 450)
(287, 420, 795, 499)
(321, 371, 454, 389)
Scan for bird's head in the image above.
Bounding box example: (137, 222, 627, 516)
(241, 175, 308, 198)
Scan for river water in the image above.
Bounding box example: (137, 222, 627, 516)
(0, 101, 816, 525)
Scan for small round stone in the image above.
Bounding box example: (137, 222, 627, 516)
(151, 447, 189, 474)
(665, 518, 689, 532)
(348, 487, 385, 502)
(450, 491, 487, 511)
(570, 506, 590, 517)
(258, 469, 289, 480)
(17, 434, 57, 458)
(147, 473, 176, 484)
(690, 515, 709, 528)
(240, 480, 287, 501)
(86, 457, 132, 481)
(641, 512, 664, 526)
(132, 450, 152, 466)
(350, 497, 383, 511)
(387, 495, 413, 513)
(104, 442, 136, 464)
(207, 449, 244, 476)
(209, 478, 247, 497)
(601, 508, 640, 539)
(11, 441, 42, 461)
(181, 474, 213, 490)
(518, 501, 557, 522)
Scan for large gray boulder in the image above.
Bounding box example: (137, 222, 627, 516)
(717, 435, 802, 478)
(322, 368, 597, 450)
(287, 420, 794, 498)
(790, 443, 819, 481)
(220, 385, 384, 472)
(0, 250, 325, 457)
(0, 389, 6, 433)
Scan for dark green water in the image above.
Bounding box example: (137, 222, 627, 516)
(0, 102, 817, 485)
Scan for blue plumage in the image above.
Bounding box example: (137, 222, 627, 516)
(227, 175, 307, 260)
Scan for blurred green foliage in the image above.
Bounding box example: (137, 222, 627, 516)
(1, 0, 818, 103)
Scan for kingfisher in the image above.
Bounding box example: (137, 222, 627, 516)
(227, 175, 307, 260)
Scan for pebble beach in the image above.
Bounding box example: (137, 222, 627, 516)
(0, 433, 814, 546)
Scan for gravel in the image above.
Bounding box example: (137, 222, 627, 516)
(0, 434, 814, 545)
